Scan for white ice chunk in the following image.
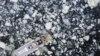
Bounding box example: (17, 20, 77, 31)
(25, 38, 32, 43)
(79, 38, 83, 42)
(10, 0, 18, 2)
(87, 24, 94, 30)
(52, 39, 57, 44)
(45, 22, 52, 30)
(10, 10, 15, 14)
(79, 24, 84, 29)
(90, 31, 96, 35)
(32, 10, 38, 17)
(63, 0, 66, 3)
(0, 32, 8, 36)
(0, 33, 3, 37)
(24, 14, 30, 19)
(64, 48, 67, 52)
(93, 39, 96, 43)
(6, 44, 14, 51)
(35, 50, 41, 55)
(5, 22, 11, 26)
(63, 19, 70, 25)
(98, 19, 100, 24)
(9, 37, 14, 43)
(51, 27, 56, 32)
(89, 53, 94, 56)
(47, 51, 53, 54)
(51, 46, 55, 50)
(87, 0, 100, 9)
(98, 30, 100, 32)
(23, 20, 27, 23)
(62, 4, 70, 14)
(83, 35, 90, 41)
(61, 50, 64, 53)
(71, 36, 76, 40)
(62, 39, 66, 43)
(54, 34, 58, 38)
(0, 41, 6, 49)
(98, 45, 100, 50)
(73, 1, 77, 5)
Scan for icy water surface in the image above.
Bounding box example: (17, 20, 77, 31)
(0, 0, 100, 56)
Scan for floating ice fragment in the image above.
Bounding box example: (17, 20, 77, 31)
(71, 36, 76, 40)
(93, 39, 96, 43)
(87, 24, 94, 30)
(9, 37, 14, 43)
(52, 39, 57, 44)
(51, 27, 56, 32)
(87, 0, 100, 9)
(98, 30, 100, 32)
(88, 53, 94, 56)
(24, 14, 30, 19)
(63, 19, 70, 25)
(63, 0, 66, 3)
(47, 51, 53, 54)
(10, 0, 18, 2)
(35, 50, 40, 55)
(6, 44, 14, 51)
(61, 50, 64, 53)
(23, 20, 27, 23)
(62, 4, 70, 14)
(79, 38, 83, 42)
(0, 41, 6, 49)
(90, 31, 96, 35)
(0, 33, 3, 37)
(62, 39, 66, 43)
(51, 46, 55, 50)
(5, 22, 11, 26)
(45, 22, 52, 30)
(10, 10, 15, 14)
(54, 34, 58, 38)
(25, 38, 32, 43)
(79, 24, 84, 29)
(32, 10, 38, 17)
(98, 19, 100, 24)
(83, 35, 90, 41)
(67, 41, 73, 49)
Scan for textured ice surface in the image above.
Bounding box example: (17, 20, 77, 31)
(0, 0, 100, 56)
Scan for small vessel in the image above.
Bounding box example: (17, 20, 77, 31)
(12, 34, 52, 56)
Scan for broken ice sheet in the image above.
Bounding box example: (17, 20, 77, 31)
(0, 0, 100, 56)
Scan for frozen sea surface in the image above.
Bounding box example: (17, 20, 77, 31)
(0, 0, 100, 56)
